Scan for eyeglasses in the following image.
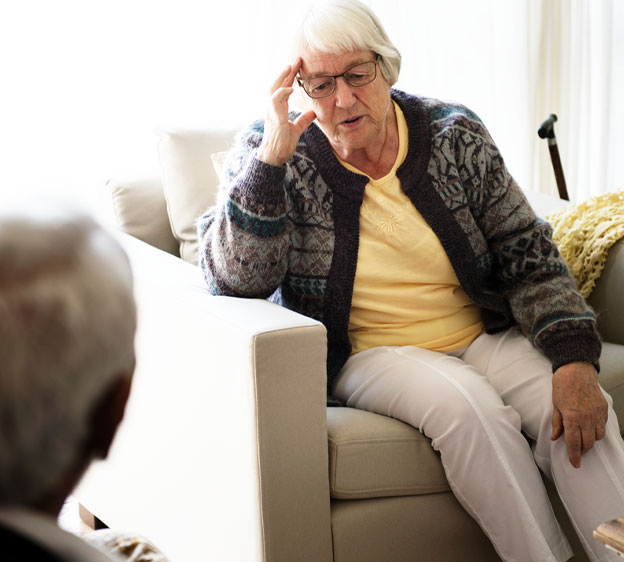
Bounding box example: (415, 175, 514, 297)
(296, 55, 380, 99)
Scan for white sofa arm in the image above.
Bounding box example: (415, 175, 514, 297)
(75, 234, 333, 562)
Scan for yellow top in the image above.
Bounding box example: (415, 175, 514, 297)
(546, 191, 624, 298)
(339, 102, 483, 355)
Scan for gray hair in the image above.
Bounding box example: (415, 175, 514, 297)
(296, 0, 402, 85)
(0, 210, 136, 505)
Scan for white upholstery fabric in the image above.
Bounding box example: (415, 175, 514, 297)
(76, 233, 332, 562)
(156, 128, 237, 263)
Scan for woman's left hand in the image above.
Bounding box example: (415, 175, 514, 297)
(551, 362, 608, 468)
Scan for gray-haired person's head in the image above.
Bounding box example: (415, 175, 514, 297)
(295, 0, 401, 85)
(0, 210, 136, 506)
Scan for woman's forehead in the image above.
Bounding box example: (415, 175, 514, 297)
(299, 48, 373, 77)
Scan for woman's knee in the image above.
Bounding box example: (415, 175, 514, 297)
(336, 345, 523, 439)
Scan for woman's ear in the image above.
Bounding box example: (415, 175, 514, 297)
(85, 373, 133, 460)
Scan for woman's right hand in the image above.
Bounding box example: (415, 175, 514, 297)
(256, 59, 316, 166)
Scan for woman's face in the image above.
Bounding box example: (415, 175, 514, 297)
(297, 47, 393, 155)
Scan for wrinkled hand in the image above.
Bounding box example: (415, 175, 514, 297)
(551, 362, 608, 468)
(257, 59, 316, 166)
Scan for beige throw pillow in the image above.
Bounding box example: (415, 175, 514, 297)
(156, 128, 237, 263)
(107, 176, 180, 257)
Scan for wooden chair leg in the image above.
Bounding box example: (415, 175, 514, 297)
(78, 503, 108, 530)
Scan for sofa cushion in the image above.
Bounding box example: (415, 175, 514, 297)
(156, 128, 237, 263)
(327, 407, 450, 500)
(107, 177, 180, 257)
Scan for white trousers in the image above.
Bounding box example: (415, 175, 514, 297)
(333, 328, 624, 562)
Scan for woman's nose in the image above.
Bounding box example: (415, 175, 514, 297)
(333, 76, 356, 108)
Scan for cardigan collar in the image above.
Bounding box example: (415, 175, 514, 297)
(302, 89, 432, 204)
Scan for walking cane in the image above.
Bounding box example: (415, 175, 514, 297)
(538, 114, 569, 201)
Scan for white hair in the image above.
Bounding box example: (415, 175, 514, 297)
(0, 210, 136, 505)
(295, 0, 402, 85)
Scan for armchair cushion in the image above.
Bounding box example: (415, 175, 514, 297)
(327, 408, 448, 500)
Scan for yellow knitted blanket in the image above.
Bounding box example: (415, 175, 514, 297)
(546, 191, 624, 298)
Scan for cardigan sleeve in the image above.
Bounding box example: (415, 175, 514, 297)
(472, 117, 601, 371)
(196, 120, 292, 298)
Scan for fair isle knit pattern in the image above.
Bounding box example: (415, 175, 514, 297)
(197, 90, 601, 390)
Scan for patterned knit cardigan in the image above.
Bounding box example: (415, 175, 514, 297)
(197, 90, 601, 390)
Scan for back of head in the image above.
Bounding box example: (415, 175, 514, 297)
(0, 209, 136, 506)
(295, 0, 401, 84)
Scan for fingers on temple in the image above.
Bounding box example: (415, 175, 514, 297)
(270, 60, 301, 94)
(270, 66, 292, 93)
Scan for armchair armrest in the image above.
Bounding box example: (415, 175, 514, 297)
(588, 238, 624, 346)
(75, 234, 333, 562)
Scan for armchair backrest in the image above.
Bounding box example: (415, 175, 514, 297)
(107, 128, 239, 262)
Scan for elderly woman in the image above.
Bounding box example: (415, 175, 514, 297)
(198, 1, 624, 560)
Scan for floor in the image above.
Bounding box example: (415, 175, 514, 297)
(57, 496, 169, 561)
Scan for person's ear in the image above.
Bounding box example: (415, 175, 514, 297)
(86, 373, 133, 460)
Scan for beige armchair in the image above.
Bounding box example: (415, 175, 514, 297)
(74, 129, 624, 562)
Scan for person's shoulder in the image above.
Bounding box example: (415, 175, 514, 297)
(421, 96, 483, 129)
(0, 523, 65, 561)
(392, 90, 484, 132)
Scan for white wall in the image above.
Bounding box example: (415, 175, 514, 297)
(0, 0, 619, 217)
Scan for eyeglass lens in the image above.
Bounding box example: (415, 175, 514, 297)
(302, 60, 377, 98)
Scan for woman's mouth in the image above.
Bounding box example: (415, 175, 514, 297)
(340, 116, 363, 127)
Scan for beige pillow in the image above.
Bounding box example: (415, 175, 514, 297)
(107, 176, 180, 257)
(156, 128, 237, 263)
